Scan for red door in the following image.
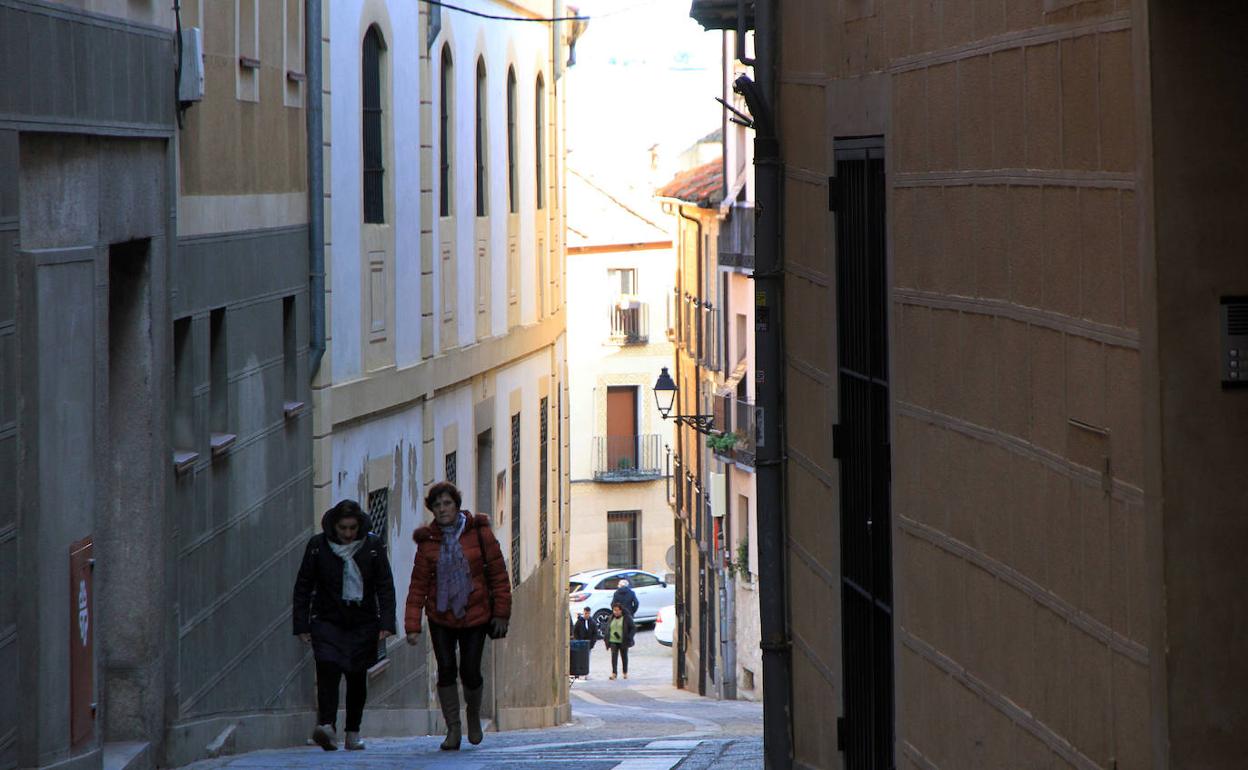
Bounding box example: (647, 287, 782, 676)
(69, 537, 94, 748)
(606, 387, 637, 472)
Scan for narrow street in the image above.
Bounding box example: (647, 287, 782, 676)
(183, 629, 762, 770)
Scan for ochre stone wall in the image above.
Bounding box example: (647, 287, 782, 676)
(779, 1, 1148, 767)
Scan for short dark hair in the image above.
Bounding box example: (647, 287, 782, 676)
(424, 481, 463, 512)
(329, 499, 368, 530)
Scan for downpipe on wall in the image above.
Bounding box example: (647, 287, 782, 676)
(307, 0, 325, 377)
(738, 0, 794, 764)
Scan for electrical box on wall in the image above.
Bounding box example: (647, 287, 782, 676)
(179, 27, 205, 103)
(1221, 296, 1248, 388)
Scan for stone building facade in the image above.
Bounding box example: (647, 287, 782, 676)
(696, 0, 1248, 767)
(311, 0, 575, 736)
(1, 0, 313, 768)
(565, 169, 675, 582)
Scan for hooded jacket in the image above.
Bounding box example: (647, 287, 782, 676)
(291, 508, 397, 636)
(404, 513, 512, 634)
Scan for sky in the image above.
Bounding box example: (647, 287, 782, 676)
(564, 0, 724, 189)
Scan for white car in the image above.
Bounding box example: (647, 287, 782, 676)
(654, 604, 676, 647)
(568, 568, 675, 629)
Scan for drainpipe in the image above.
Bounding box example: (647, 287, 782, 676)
(745, 0, 794, 764)
(306, 0, 325, 377)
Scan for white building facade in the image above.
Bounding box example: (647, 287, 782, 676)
(314, 0, 575, 733)
(566, 169, 676, 581)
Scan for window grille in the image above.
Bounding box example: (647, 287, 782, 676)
(510, 413, 521, 586)
(445, 451, 457, 485)
(607, 511, 639, 569)
(367, 487, 389, 546)
(539, 397, 549, 561)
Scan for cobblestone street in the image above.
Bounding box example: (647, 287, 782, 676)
(183, 629, 763, 769)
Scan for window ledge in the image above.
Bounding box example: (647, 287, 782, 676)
(239, 56, 261, 70)
(210, 432, 237, 457)
(286, 70, 305, 82)
(173, 449, 199, 475)
(283, 400, 306, 419)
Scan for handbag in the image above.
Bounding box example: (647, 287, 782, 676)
(475, 522, 509, 639)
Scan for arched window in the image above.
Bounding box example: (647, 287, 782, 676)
(439, 44, 453, 217)
(362, 25, 385, 223)
(475, 56, 488, 217)
(506, 66, 517, 214)
(535, 73, 545, 210)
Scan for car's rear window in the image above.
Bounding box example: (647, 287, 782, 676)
(595, 576, 622, 590)
(568, 581, 586, 593)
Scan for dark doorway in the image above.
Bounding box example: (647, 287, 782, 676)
(106, 238, 156, 740)
(476, 429, 492, 516)
(833, 139, 894, 769)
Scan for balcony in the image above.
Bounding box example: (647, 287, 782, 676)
(711, 395, 756, 469)
(608, 300, 649, 345)
(718, 202, 755, 271)
(593, 434, 664, 481)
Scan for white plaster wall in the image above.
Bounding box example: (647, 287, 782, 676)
(430, 382, 475, 506)
(567, 247, 677, 481)
(490, 349, 556, 585)
(329, 0, 423, 380)
(431, 11, 553, 349)
(328, 405, 425, 628)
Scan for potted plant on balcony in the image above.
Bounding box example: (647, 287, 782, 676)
(706, 431, 740, 455)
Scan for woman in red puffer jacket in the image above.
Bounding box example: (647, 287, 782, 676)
(404, 481, 511, 751)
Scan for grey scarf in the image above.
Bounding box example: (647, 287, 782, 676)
(436, 513, 472, 618)
(329, 538, 365, 602)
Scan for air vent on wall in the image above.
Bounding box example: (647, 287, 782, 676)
(1220, 297, 1248, 388)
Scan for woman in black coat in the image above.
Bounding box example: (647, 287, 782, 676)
(292, 500, 396, 751)
(604, 602, 637, 680)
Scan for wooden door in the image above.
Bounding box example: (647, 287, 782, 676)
(605, 386, 637, 471)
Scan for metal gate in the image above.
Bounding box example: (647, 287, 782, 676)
(832, 139, 894, 769)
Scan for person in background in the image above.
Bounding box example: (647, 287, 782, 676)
(612, 578, 639, 618)
(572, 606, 599, 680)
(605, 602, 636, 680)
(405, 482, 511, 751)
(573, 606, 599, 645)
(292, 500, 396, 751)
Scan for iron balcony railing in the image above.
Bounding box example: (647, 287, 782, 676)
(718, 202, 755, 270)
(608, 300, 649, 344)
(593, 434, 664, 481)
(711, 394, 756, 468)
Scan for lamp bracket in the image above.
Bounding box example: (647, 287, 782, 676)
(669, 413, 716, 435)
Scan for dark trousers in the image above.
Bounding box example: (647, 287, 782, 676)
(609, 642, 629, 675)
(429, 622, 489, 689)
(316, 660, 367, 731)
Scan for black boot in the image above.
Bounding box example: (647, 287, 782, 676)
(463, 685, 484, 745)
(437, 685, 462, 750)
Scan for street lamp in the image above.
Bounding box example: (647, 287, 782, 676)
(652, 367, 716, 435)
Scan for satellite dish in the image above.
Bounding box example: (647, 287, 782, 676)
(665, 545, 676, 571)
